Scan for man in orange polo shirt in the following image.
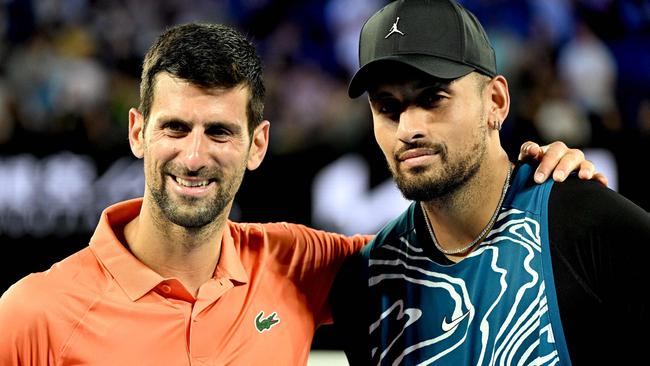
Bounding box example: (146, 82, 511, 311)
(0, 23, 603, 365)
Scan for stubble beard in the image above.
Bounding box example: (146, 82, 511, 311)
(391, 129, 487, 203)
(149, 163, 245, 229)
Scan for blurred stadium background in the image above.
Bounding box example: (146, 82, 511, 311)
(1, 0, 649, 363)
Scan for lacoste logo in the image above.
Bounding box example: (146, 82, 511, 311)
(441, 311, 469, 332)
(385, 17, 405, 39)
(255, 311, 280, 333)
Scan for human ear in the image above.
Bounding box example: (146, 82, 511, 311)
(128, 108, 145, 159)
(247, 120, 270, 170)
(486, 75, 510, 130)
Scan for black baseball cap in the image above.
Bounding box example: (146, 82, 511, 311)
(348, 0, 497, 98)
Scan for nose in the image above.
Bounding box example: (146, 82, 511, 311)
(396, 106, 426, 143)
(180, 131, 210, 172)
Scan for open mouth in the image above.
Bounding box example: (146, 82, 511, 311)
(168, 175, 217, 196)
(173, 176, 213, 187)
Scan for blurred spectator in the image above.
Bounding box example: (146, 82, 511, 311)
(619, 0, 650, 32)
(0, 81, 13, 144)
(325, 0, 385, 77)
(529, 0, 575, 46)
(5, 32, 59, 134)
(534, 84, 592, 147)
(639, 97, 650, 135)
(0, 0, 648, 228)
(556, 21, 621, 144)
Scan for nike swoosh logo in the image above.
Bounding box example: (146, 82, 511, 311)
(441, 311, 469, 332)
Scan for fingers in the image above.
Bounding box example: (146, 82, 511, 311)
(518, 141, 610, 186)
(534, 141, 574, 183)
(537, 143, 612, 187)
(518, 141, 542, 161)
(575, 160, 595, 180)
(592, 172, 609, 187)
(579, 168, 609, 187)
(535, 143, 611, 186)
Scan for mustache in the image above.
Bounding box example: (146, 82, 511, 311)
(394, 141, 446, 159)
(163, 163, 222, 180)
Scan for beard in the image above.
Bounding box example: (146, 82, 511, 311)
(390, 131, 487, 202)
(148, 162, 244, 229)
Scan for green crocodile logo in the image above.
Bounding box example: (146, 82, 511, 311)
(255, 311, 280, 333)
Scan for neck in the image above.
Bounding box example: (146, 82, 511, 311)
(123, 198, 226, 296)
(421, 156, 512, 259)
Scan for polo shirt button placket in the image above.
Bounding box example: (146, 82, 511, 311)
(161, 284, 172, 294)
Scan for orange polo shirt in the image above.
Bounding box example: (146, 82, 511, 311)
(0, 198, 369, 365)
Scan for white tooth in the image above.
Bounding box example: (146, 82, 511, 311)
(175, 177, 209, 187)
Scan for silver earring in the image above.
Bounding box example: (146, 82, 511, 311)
(493, 120, 502, 131)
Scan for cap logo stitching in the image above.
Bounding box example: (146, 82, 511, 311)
(384, 17, 405, 39)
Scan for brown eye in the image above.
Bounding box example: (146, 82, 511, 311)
(206, 126, 231, 137)
(417, 91, 444, 109)
(376, 99, 403, 121)
(162, 121, 189, 136)
(166, 122, 185, 131)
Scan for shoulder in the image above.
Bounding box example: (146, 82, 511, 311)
(0, 271, 51, 362)
(362, 202, 417, 256)
(0, 247, 108, 361)
(227, 222, 371, 273)
(231, 221, 370, 251)
(1, 272, 53, 323)
(0, 267, 70, 360)
(547, 174, 650, 276)
(549, 174, 649, 229)
(0, 247, 102, 326)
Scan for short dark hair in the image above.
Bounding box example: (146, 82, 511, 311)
(139, 23, 265, 135)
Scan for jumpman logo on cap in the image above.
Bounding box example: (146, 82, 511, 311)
(385, 17, 405, 39)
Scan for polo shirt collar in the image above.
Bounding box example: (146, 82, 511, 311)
(89, 198, 162, 301)
(89, 198, 249, 302)
(218, 222, 249, 284)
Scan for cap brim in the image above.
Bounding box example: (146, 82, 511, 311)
(348, 55, 475, 98)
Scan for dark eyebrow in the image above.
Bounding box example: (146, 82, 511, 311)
(204, 121, 243, 135)
(158, 117, 188, 126)
(416, 79, 453, 92)
(368, 90, 395, 101)
(369, 79, 454, 101)
(158, 118, 243, 134)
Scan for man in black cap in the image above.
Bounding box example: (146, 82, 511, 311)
(330, 0, 650, 365)
(0, 19, 603, 366)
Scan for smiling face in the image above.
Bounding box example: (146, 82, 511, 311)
(129, 72, 268, 229)
(369, 68, 491, 202)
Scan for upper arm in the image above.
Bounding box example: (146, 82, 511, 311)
(263, 222, 370, 271)
(262, 223, 371, 324)
(0, 275, 53, 365)
(549, 177, 650, 292)
(548, 177, 650, 364)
